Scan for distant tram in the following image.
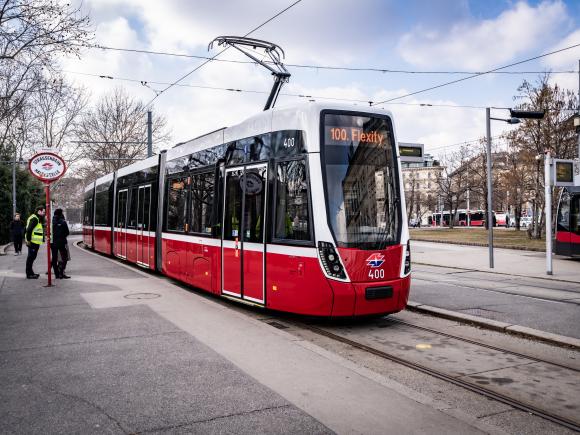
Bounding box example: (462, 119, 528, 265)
(555, 186, 580, 257)
(83, 103, 411, 317)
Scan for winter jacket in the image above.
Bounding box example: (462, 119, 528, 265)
(52, 216, 69, 248)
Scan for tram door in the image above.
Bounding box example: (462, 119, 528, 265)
(115, 189, 128, 258)
(222, 164, 267, 303)
(136, 185, 152, 267)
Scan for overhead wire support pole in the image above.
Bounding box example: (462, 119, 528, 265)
(208, 36, 291, 111)
(147, 110, 153, 158)
(486, 108, 494, 269)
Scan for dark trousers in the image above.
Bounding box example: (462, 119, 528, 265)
(26, 244, 40, 276)
(13, 235, 22, 253)
(51, 245, 68, 277)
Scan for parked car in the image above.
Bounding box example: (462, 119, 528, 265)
(519, 217, 532, 228)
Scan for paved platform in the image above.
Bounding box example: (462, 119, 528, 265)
(0, 239, 497, 434)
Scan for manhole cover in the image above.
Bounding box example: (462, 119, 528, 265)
(124, 293, 161, 300)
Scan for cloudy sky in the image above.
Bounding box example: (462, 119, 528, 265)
(62, 0, 580, 156)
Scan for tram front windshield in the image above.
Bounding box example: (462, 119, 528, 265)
(323, 113, 400, 250)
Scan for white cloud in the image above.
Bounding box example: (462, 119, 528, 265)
(541, 28, 580, 92)
(398, 1, 569, 70)
(62, 0, 526, 154)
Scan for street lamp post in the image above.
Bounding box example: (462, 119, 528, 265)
(485, 108, 544, 269)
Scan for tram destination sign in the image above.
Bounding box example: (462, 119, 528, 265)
(28, 152, 67, 183)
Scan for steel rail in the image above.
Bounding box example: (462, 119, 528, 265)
(301, 323, 580, 432)
(386, 318, 580, 373)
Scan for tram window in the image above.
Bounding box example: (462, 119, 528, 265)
(571, 195, 580, 235)
(191, 172, 214, 235)
(557, 193, 570, 232)
(272, 130, 306, 158)
(274, 159, 311, 241)
(83, 199, 93, 225)
(224, 169, 243, 241)
(245, 134, 271, 161)
(243, 166, 267, 243)
(94, 191, 109, 226)
(128, 187, 138, 229)
(226, 142, 245, 165)
(167, 177, 188, 232)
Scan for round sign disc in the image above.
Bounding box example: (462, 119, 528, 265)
(28, 152, 67, 183)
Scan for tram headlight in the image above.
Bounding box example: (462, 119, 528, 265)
(318, 241, 346, 279)
(404, 240, 411, 275)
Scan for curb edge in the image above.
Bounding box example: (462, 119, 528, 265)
(407, 301, 580, 351)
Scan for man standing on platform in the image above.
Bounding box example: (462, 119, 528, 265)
(9, 213, 24, 255)
(25, 206, 46, 279)
(51, 209, 70, 279)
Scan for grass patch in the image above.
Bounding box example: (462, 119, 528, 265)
(409, 228, 545, 251)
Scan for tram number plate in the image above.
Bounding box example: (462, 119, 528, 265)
(365, 286, 393, 300)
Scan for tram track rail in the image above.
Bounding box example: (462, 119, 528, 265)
(385, 317, 580, 373)
(293, 322, 580, 433)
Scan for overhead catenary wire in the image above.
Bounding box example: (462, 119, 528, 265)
(371, 41, 580, 106)
(64, 68, 580, 113)
(145, 0, 303, 107)
(77, 43, 578, 75)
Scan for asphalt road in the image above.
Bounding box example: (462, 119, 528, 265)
(410, 263, 580, 339)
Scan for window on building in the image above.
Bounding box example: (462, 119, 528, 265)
(191, 172, 214, 235)
(274, 159, 310, 241)
(167, 177, 188, 232)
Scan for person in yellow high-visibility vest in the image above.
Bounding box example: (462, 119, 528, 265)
(25, 206, 46, 279)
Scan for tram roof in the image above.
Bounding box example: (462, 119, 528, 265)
(85, 102, 395, 186)
(166, 102, 395, 161)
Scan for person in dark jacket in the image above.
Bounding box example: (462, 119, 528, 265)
(51, 209, 70, 279)
(25, 206, 46, 279)
(9, 213, 25, 255)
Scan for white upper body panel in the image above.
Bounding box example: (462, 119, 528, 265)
(163, 102, 396, 159)
(94, 172, 114, 187)
(115, 154, 159, 178)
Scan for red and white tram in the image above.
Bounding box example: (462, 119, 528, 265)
(83, 103, 411, 317)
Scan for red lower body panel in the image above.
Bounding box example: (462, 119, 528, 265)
(83, 227, 93, 248)
(94, 228, 112, 255)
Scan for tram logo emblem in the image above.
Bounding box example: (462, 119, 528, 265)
(366, 253, 385, 268)
(42, 162, 54, 170)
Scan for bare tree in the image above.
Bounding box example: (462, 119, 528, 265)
(404, 171, 419, 225)
(76, 87, 171, 180)
(436, 146, 470, 229)
(30, 77, 88, 163)
(510, 74, 577, 238)
(0, 0, 92, 156)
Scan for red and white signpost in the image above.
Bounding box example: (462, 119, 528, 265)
(28, 152, 67, 286)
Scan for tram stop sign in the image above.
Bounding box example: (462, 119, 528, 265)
(28, 152, 67, 183)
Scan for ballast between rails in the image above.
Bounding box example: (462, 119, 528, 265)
(83, 102, 411, 317)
